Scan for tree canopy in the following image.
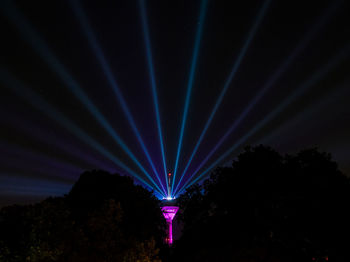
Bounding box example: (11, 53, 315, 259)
(1, 146, 349, 262)
(174, 145, 350, 262)
(0, 170, 164, 262)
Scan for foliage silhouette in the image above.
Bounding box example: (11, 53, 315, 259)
(1, 147, 349, 262)
(174, 145, 350, 262)
(0, 170, 164, 262)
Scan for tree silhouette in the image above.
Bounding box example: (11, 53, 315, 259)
(175, 145, 350, 262)
(0, 170, 164, 262)
(1, 147, 349, 262)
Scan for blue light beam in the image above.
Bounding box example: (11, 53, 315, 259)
(139, 0, 169, 196)
(174, 0, 340, 195)
(177, 44, 350, 195)
(0, 174, 72, 197)
(0, 112, 117, 173)
(259, 82, 349, 146)
(0, 69, 166, 197)
(172, 0, 209, 195)
(174, 0, 272, 194)
(70, 0, 166, 195)
(0, 141, 82, 180)
(0, 1, 164, 195)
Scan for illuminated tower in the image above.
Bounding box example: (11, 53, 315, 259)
(161, 205, 178, 245)
(161, 172, 178, 245)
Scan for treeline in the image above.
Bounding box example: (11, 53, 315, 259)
(173, 145, 350, 262)
(0, 145, 349, 262)
(0, 171, 164, 262)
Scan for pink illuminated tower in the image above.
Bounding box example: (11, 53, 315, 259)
(161, 205, 179, 245)
(161, 172, 179, 245)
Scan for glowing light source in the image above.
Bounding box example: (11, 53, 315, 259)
(161, 206, 179, 245)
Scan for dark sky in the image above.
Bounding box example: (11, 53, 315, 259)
(0, 0, 349, 206)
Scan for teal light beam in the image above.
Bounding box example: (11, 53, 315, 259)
(174, 0, 272, 194)
(178, 45, 350, 194)
(0, 68, 165, 197)
(1, 0, 163, 195)
(174, 0, 341, 195)
(70, 0, 167, 195)
(172, 0, 209, 196)
(139, 0, 169, 196)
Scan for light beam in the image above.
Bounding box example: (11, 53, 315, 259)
(0, 111, 117, 172)
(259, 83, 349, 146)
(70, 0, 166, 195)
(0, 174, 72, 197)
(174, 0, 272, 194)
(177, 44, 350, 195)
(0, 69, 166, 197)
(1, 1, 164, 196)
(139, 0, 169, 196)
(174, 0, 344, 195)
(172, 0, 209, 196)
(0, 141, 82, 180)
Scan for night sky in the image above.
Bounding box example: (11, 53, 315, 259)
(0, 0, 349, 206)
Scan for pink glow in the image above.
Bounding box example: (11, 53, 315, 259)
(162, 206, 178, 221)
(161, 206, 179, 245)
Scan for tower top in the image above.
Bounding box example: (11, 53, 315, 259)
(167, 172, 172, 199)
(161, 206, 179, 222)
